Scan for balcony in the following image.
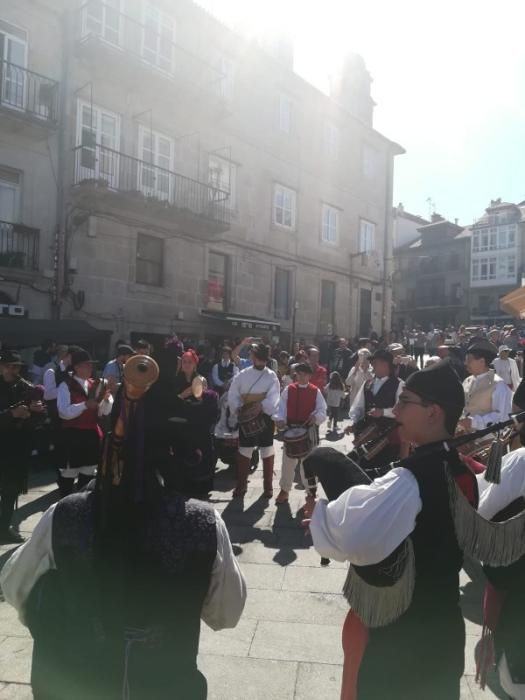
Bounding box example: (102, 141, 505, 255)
(76, 1, 224, 100)
(0, 60, 59, 134)
(0, 221, 40, 271)
(72, 143, 231, 236)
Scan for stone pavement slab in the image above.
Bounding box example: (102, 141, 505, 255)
(249, 620, 343, 665)
(198, 655, 298, 700)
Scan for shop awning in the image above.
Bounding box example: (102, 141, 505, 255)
(200, 310, 281, 334)
(500, 287, 525, 319)
(0, 318, 110, 347)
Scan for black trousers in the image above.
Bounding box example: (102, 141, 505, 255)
(0, 483, 18, 532)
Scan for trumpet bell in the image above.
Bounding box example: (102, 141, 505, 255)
(124, 355, 160, 398)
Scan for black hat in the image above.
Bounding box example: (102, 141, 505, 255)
(71, 349, 97, 368)
(250, 343, 270, 361)
(0, 350, 23, 365)
(295, 362, 313, 374)
(371, 349, 394, 366)
(466, 338, 498, 362)
(116, 344, 135, 356)
(405, 360, 465, 412)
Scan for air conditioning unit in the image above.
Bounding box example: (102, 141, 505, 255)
(8, 305, 25, 317)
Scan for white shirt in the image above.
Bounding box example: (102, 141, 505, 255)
(310, 467, 421, 565)
(57, 376, 113, 420)
(0, 505, 247, 632)
(466, 372, 513, 430)
(273, 383, 327, 425)
(493, 357, 521, 391)
(228, 365, 281, 418)
(477, 447, 525, 520)
(43, 361, 66, 401)
(211, 361, 239, 389)
(349, 376, 404, 424)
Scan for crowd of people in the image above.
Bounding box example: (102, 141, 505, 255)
(1, 321, 525, 698)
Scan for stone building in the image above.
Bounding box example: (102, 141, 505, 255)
(393, 213, 470, 330)
(0, 0, 403, 353)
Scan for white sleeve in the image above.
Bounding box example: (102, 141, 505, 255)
(511, 359, 521, 392)
(383, 380, 404, 419)
(228, 372, 242, 414)
(211, 364, 223, 387)
(345, 367, 356, 387)
(470, 381, 513, 430)
(0, 504, 57, 623)
(43, 368, 56, 395)
(274, 386, 289, 423)
(232, 365, 239, 378)
(201, 512, 247, 631)
(313, 389, 327, 424)
(478, 449, 525, 520)
(349, 382, 366, 424)
(98, 393, 114, 416)
(310, 467, 422, 565)
(57, 382, 86, 420)
(262, 373, 281, 417)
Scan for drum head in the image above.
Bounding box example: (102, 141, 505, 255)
(284, 427, 308, 439)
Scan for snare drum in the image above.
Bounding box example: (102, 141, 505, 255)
(238, 402, 266, 438)
(283, 427, 311, 459)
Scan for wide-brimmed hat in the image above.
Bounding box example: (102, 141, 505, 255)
(250, 343, 270, 361)
(0, 350, 23, 365)
(71, 349, 97, 367)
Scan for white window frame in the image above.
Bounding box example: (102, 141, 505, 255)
(325, 122, 339, 160)
(359, 219, 375, 253)
(75, 99, 121, 187)
(0, 167, 21, 223)
(213, 52, 235, 101)
(81, 0, 122, 47)
(273, 184, 296, 229)
(141, 1, 175, 74)
(321, 204, 339, 244)
(0, 25, 28, 112)
(137, 125, 175, 202)
(278, 94, 292, 134)
(472, 231, 480, 253)
(208, 154, 236, 211)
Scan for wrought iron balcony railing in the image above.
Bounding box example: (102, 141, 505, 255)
(78, 1, 224, 96)
(73, 143, 231, 230)
(0, 60, 59, 125)
(0, 221, 40, 271)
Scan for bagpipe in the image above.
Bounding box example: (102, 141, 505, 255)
(304, 411, 525, 502)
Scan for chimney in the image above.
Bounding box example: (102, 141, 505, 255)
(329, 53, 374, 126)
(431, 213, 445, 223)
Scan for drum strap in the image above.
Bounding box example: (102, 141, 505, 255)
(245, 373, 265, 399)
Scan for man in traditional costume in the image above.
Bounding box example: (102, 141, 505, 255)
(0, 356, 246, 700)
(228, 343, 280, 498)
(211, 346, 238, 395)
(493, 344, 521, 392)
(346, 350, 404, 467)
(273, 363, 327, 505)
(310, 362, 478, 699)
(458, 339, 513, 434)
(57, 349, 113, 497)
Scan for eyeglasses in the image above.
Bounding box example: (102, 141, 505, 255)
(396, 396, 428, 408)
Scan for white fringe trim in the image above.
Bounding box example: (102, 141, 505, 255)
(342, 538, 415, 628)
(447, 471, 525, 566)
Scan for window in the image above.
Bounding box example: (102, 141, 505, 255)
(136, 233, 163, 286)
(321, 204, 339, 243)
(207, 252, 228, 311)
(508, 226, 516, 247)
(82, 0, 121, 45)
(208, 155, 236, 210)
(325, 122, 339, 159)
(472, 259, 480, 282)
(138, 126, 174, 201)
(278, 95, 292, 133)
(489, 229, 497, 250)
(213, 53, 235, 101)
(76, 100, 120, 187)
(472, 231, 480, 253)
(359, 219, 375, 253)
(274, 267, 290, 319)
(141, 2, 175, 73)
(362, 143, 380, 180)
(273, 184, 296, 229)
(320, 280, 336, 327)
(0, 22, 28, 110)
(0, 167, 21, 222)
(480, 230, 489, 252)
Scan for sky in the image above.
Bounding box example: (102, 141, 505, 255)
(199, 0, 525, 225)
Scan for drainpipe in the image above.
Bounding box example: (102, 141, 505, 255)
(382, 150, 394, 335)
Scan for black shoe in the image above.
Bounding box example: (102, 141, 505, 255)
(320, 557, 330, 567)
(0, 528, 25, 545)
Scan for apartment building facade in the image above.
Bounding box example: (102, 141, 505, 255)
(0, 0, 403, 352)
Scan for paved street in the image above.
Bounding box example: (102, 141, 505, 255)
(0, 429, 505, 699)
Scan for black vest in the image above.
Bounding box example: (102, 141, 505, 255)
(217, 362, 234, 382)
(357, 447, 474, 699)
(27, 490, 217, 700)
(364, 375, 399, 412)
